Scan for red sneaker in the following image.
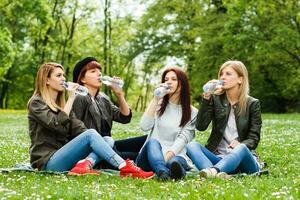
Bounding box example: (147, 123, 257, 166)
(68, 159, 100, 176)
(120, 159, 154, 179)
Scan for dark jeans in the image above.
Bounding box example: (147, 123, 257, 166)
(136, 139, 189, 177)
(97, 135, 147, 169)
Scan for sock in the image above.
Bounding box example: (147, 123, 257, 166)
(86, 157, 95, 167)
(118, 161, 126, 169)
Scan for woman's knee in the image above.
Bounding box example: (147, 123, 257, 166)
(84, 129, 102, 140)
(237, 143, 248, 151)
(148, 138, 159, 144)
(144, 138, 163, 154)
(103, 136, 115, 148)
(147, 138, 160, 148)
(234, 143, 250, 155)
(186, 142, 202, 152)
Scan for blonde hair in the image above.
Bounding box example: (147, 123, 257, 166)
(218, 60, 249, 116)
(28, 62, 65, 111)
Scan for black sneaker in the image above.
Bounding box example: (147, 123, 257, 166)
(170, 161, 185, 180)
(157, 169, 170, 181)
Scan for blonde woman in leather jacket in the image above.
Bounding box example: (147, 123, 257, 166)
(187, 60, 262, 178)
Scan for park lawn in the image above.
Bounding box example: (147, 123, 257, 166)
(0, 110, 299, 199)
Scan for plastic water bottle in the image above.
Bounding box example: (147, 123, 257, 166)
(203, 80, 224, 93)
(62, 81, 89, 96)
(99, 76, 124, 88)
(154, 85, 171, 98)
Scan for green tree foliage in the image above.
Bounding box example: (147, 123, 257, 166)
(0, 0, 151, 109)
(0, 0, 299, 112)
(129, 0, 300, 112)
(193, 0, 300, 112)
(0, 28, 14, 83)
(0, 0, 51, 108)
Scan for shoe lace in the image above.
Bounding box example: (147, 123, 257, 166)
(85, 160, 93, 169)
(127, 159, 141, 172)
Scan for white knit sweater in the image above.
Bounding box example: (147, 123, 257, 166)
(140, 102, 198, 162)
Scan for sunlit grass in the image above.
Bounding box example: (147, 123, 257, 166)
(0, 110, 299, 199)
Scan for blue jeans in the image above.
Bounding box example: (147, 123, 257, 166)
(45, 129, 124, 172)
(136, 139, 189, 176)
(186, 142, 259, 174)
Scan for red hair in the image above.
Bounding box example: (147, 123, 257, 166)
(76, 61, 101, 85)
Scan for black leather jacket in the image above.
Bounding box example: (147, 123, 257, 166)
(72, 92, 132, 137)
(196, 93, 262, 152)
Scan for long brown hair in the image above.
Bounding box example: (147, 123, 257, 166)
(28, 63, 65, 111)
(158, 67, 191, 127)
(218, 60, 249, 116)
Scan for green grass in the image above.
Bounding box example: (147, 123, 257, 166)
(0, 110, 299, 199)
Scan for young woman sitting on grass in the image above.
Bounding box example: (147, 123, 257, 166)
(136, 67, 198, 180)
(71, 57, 147, 166)
(27, 62, 154, 179)
(187, 60, 263, 178)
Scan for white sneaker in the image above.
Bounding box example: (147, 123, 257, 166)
(216, 172, 232, 179)
(199, 168, 218, 178)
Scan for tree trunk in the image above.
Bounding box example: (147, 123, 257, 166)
(61, 0, 78, 77)
(142, 78, 151, 112)
(40, 0, 60, 64)
(0, 67, 12, 108)
(103, 0, 113, 97)
(134, 69, 150, 111)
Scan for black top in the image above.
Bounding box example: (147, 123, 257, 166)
(72, 92, 132, 137)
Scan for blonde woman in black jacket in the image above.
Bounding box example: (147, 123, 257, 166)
(187, 60, 262, 178)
